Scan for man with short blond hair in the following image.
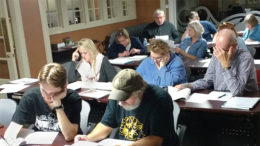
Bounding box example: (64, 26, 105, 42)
(4, 63, 82, 145)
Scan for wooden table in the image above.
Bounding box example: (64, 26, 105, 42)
(0, 127, 73, 146)
(112, 60, 143, 69)
(177, 89, 260, 146)
(51, 45, 77, 63)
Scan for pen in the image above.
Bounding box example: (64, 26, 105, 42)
(218, 94, 226, 99)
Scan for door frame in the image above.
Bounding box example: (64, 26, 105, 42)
(0, 0, 19, 83)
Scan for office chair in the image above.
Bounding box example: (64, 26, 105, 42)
(0, 98, 17, 126)
(80, 100, 91, 134)
(173, 101, 187, 146)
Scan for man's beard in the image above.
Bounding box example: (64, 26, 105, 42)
(119, 96, 141, 111)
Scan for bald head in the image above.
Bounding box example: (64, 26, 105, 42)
(215, 29, 237, 52)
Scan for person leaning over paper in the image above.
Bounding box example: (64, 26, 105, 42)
(175, 29, 258, 96)
(64, 38, 117, 83)
(74, 69, 180, 146)
(4, 63, 82, 144)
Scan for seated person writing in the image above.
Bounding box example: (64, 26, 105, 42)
(65, 38, 117, 83)
(107, 28, 146, 59)
(175, 21, 208, 59)
(136, 39, 186, 88)
(4, 63, 82, 144)
(74, 69, 180, 146)
(142, 9, 180, 43)
(175, 29, 258, 96)
(242, 14, 260, 42)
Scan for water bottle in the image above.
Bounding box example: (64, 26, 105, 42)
(143, 38, 148, 46)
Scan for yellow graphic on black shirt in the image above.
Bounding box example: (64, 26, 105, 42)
(119, 116, 145, 140)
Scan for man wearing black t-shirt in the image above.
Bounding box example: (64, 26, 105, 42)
(4, 63, 82, 144)
(75, 69, 179, 146)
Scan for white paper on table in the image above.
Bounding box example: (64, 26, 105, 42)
(208, 91, 233, 101)
(187, 93, 210, 103)
(168, 86, 191, 101)
(9, 78, 38, 85)
(79, 89, 110, 99)
(16, 129, 58, 145)
(129, 55, 148, 61)
(245, 41, 260, 46)
(98, 138, 133, 146)
(109, 57, 133, 65)
(0, 84, 29, 93)
(198, 59, 210, 63)
(81, 82, 112, 91)
(67, 81, 83, 90)
(71, 141, 98, 146)
(155, 35, 169, 40)
(71, 138, 133, 146)
(222, 97, 260, 110)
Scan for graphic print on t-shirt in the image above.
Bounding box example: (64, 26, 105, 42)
(119, 116, 145, 140)
(35, 113, 60, 131)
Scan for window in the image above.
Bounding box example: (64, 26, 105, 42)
(46, 0, 60, 28)
(87, 0, 102, 22)
(175, 0, 260, 34)
(106, 0, 116, 19)
(122, 0, 128, 16)
(66, 0, 84, 25)
(46, 0, 136, 34)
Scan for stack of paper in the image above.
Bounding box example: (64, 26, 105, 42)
(168, 86, 191, 101)
(109, 55, 147, 65)
(0, 84, 29, 94)
(15, 129, 58, 145)
(71, 138, 133, 146)
(79, 89, 110, 99)
(222, 97, 260, 110)
(9, 78, 38, 85)
(81, 82, 112, 91)
(67, 81, 83, 90)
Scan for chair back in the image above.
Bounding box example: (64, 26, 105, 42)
(0, 98, 17, 126)
(80, 100, 91, 134)
(173, 101, 180, 132)
(173, 101, 187, 146)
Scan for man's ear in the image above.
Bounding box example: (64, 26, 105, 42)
(63, 83, 68, 89)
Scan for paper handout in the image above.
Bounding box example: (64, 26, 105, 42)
(168, 86, 191, 101)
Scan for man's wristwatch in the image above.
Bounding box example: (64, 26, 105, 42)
(53, 104, 64, 111)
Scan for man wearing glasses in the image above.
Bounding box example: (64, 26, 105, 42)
(4, 63, 82, 144)
(136, 39, 187, 88)
(142, 9, 180, 43)
(175, 29, 258, 96)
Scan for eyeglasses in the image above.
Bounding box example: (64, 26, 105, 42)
(150, 55, 165, 62)
(40, 84, 64, 99)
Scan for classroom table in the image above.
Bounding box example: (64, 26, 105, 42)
(4, 82, 260, 146)
(0, 127, 73, 146)
(177, 89, 260, 146)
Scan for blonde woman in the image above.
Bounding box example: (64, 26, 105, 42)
(68, 38, 117, 83)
